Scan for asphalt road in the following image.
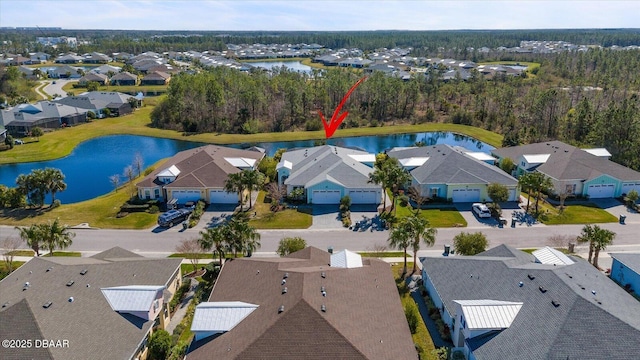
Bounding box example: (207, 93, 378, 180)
(2, 221, 638, 256)
(40, 79, 75, 98)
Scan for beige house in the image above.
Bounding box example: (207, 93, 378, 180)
(136, 145, 265, 205)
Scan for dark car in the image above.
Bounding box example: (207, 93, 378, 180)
(157, 208, 192, 228)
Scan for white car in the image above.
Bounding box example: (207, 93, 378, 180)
(472, 203, 492, 218)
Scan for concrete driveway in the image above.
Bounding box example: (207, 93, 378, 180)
(41, 79, 75, 98)
(308, 204, 381, 230)
(455, 201, 541, 229)
(591, 198, 640, 224)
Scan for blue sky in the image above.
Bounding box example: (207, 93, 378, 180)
(1, 1, 638, 31)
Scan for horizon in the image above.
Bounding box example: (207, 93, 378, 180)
(2, 1, 640, 32)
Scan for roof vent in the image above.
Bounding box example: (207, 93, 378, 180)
(43, 301, 52, 309)
(518, 281, 524, 287)
(23, 282, 30, 291)
(527, 274, 535, 280)
(591, 290, 596, 295)
(278, 305, 285, 313)
(321, 286, 325, 292)
(565, 273, 573, 279)
(551, 300, 560, 307)
(321, 304, 326, 312)
(2, 302, 9, 308)
(46, 267, 53, 272)
(281, 279, 286, 285)
(283, 272, 289, 279)
(80, 269, 88, 275)
(539, 286, 547, 293)
(86, 284, 90, 287)
(68, 297, 74, 302)
(321, 272, 326, 278)
(66, 280, 74, 287)
(282, 287, 288, 294)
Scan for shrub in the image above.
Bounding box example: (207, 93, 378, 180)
(169, 281, 191, 312)
(404, 303, 420, 334)
(148, 205, 160, 214)
(51, 199, 61, 208)
(148, 330, 172, 360)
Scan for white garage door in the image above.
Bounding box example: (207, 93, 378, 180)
(508, 189, 518, 202)
(587, 184, 615, 199)
(209, 190, 239, 204)
(349, 190, 379, 204)
(171, 190, 201, 203)
(622, 183, 640, 195)
(452, 188, 481, 202)
(312, 190, 341, 204)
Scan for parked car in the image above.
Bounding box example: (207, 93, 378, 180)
(472, 203, 491, 218)
(157, 208, 193, 228)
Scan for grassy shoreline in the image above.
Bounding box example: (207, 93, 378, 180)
(1, 101, 502, 165)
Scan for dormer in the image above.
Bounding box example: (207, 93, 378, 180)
(519, 154, 550, 171)
(451, 300, 523, 347)
(157, 165, 180, 184)
(398, 157, 429, 171)
(101, 285, 165, 321)
(191, 301, 259, 341)
(225, 157, 257, 170)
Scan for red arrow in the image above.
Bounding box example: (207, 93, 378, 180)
(318, 77, 366, 139)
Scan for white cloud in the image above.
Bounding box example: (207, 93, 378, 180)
(1, 0, 639, 30)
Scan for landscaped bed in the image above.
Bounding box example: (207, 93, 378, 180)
(540, 203, 618, 225)
(249, 191, 312, 229)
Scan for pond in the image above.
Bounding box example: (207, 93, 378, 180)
(244, 60, 313, 73)
(0, 132, 493, 204)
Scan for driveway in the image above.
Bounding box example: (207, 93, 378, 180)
(41, 79, 75, 98)
(455, 201, 542, 229)
(591, 198, 640, 224)
(309, 204, 381, 230)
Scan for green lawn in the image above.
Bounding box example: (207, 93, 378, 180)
(543, 204, 618, 225)
(391, 263, 438, 360)
(50, 251, 82, 257)
(170, 253, 214, 259)
(7, 250, 35, 256)
(249, 192, 312, 229)
(395, 201, 467, 228)
(0, 261, 25, 280)
(63, 81, 168, 95)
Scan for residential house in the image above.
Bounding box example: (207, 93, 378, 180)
(55, 91, 136, 117)
(7, 55, 30, 65)
(78, 72, 108, 86)
(338, 57, 373, 68)
(90, 64, 122, 75)
(0, 126, 6, 143)
(187, 247, 418, 360)
(421, 244, 640, 360)
(17, 65, 39, 80)
(3, 101, 88, 135)
(492, 141, 640, 199)
(277, 145, 381, 205)
(29, 51, 51, 64)
(54, 53, 83, 64)
(110, 71, 138, 86)
(0, 247, 183, 360)
(83, 52, 112, 64)
(609, 253, 640, 297)
(47, 65, 82, 79)
(140, 71, 171, 85)
(112, 52, 134, 62)
(147, 64, 179, 74)
(136, 145, 265, 205)
(132, 59, 165, 73)
(388, 145, 519, 202)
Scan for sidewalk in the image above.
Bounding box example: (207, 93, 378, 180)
(165, 277, 199, 334)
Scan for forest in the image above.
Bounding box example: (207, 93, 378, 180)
(151, 47, 640, 171)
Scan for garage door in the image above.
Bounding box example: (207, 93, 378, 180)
(508, 189, 518, 202)
(622, 183, 640, 195)
(587, 184, 615, 199)
(209, 189, 239, 204)
(451, 188, 481, 202)
(171, 190, 201, 204)
(312, 190, 341, 204)
(349, 190, 379, 204)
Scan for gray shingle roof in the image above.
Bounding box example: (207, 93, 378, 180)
(54, 92, 134, 111)
(388, 145, 517, 185)
(492, 141, 640, 181)
(188, 247, 417, 360)
(282, 146, 378, 189)
(422, 247, 640, 359)
(0, 248, 182, 360)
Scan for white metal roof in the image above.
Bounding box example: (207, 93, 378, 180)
(330, 249, 363, 268)
(522, 154, 551, 164)
(465, 152, 495, 162)
(276, 160, 292, 170)
(101, 285, 164, 312)
(399, 157, 429, 167)
(583, 148, 612, 158)
(454, 300, 523, 330)
(191, 301, 259, 332)
(224, 157, 257, 168)
(348, 154, 377, 163)
(532, 246, 575, 266)
(157, 165, 181, 177)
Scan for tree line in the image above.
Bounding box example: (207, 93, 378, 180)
(0, 168, 67, 209)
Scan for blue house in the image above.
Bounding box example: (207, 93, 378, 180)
(609, 253, 640, 296)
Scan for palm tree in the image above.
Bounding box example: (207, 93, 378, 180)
(198, 226, 228, 266)
(39, 218, 75, 256)
(530, 172, 554, 214)
(404, 213, 437, 274)
(228, 215, 261, 257)
(43, 168, 67, 206)
(577, 224, 615, 268)
(15, 224, 43, 256)
(518, 172, 535, 213)
(368, 155, 389, 210)
(386, 160, 412, 213)
(388, 221, 412, 278)
(224, 172, 245, 206)
(241, 169, 265, 210)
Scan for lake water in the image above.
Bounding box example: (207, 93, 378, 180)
(0, 132, 493, 204)
(245, 61, 313, 73)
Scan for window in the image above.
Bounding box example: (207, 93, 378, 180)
(521, 161, 526, 166)
(565, 185, 573, 194)
(430, 188, 438, 198)
(154, 188, 160, 198)
(145, 190, 151, 200)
